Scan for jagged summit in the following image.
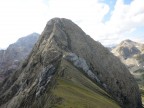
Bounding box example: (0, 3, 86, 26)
(0, 18, 142, 108)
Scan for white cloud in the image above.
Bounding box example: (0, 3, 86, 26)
(0, 0, 144, 48)
(46, 0, 109, 22)
(0, 0, 48, 48)
(100, 0, 144, 45)
(46, 0, 144, 46)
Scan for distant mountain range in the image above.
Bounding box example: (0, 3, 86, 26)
(112, 39, 144, 86)
(0, 33, 39, 82)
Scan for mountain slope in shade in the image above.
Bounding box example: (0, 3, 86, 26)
(0, 18, 142, 108)
(0, 33, 39, 82)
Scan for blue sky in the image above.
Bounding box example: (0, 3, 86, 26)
(0, 0, 144, 48)
(102, 0, 116, 22)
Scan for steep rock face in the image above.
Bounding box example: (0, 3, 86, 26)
(0, 33, 39, 82)
(0, 18, 142, 108)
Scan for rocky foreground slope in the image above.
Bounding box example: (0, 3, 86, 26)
(0, 33, 39, 82)
(0, 18, 142, 108)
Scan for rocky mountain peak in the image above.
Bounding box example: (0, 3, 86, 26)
(112, 39, 144, 60)
(16, 33, 39, 46)
(0, 18, 142, 108)
(0, 33, 39, 82)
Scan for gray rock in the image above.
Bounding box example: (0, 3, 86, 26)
(36, 65, 55, 97)
(0, 33, 39, 82)
(64, 53, 100, 83)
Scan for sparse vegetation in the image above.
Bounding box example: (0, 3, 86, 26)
(53, 79, 120, 108)
(140, 88, 144, 107)
(51, 60, 120, 108)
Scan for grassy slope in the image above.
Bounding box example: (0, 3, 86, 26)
(48, 60, 120, 108)
(140, 87, 144, 107)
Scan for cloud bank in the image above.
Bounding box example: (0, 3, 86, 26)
(45, 0, 144, 46)
(0, 0, 144, 48)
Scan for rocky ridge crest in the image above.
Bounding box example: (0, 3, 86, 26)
(0, 18, 142, 108)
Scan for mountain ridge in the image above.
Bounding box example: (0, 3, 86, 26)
(0, 18, 142, 108)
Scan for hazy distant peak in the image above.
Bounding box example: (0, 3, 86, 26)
(120, 39, 136, 46)
(123, 39, 133, 43)
(17, 32, 39, 42)
(0, 33, 40, 82)
(112, 39, 144, 59)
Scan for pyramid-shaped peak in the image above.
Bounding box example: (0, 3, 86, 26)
(38, 18, 88, 52)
